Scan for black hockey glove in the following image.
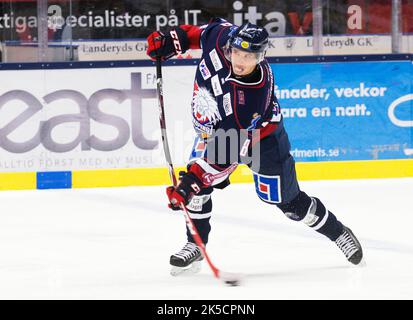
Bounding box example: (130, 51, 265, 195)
(146, 27, 189, 61)
(166, 171, 203, 211)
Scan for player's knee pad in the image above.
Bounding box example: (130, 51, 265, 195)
(186, 187, 213, 220)
(277, 191, 327, 228)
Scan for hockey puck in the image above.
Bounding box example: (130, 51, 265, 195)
(224, 280, 240, 287)
(221, 271, 242, 286)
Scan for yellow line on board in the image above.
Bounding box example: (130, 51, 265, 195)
(0, 159, 411, 190)
(72, 159, 413, 187)
(295, 159, 413, 180)
(72, 167, 174, 188)
(0, 172, 37, 190)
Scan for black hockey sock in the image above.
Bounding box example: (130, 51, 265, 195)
(303, 197, 344, 241)
(185, 191, 213, 245)
(277, 191, 344, 241)
(186, 217, 211, 244)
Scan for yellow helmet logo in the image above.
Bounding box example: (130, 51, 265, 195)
(241, 41, 250, 49)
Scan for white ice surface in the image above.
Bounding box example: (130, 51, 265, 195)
(0, 178, 412, 300)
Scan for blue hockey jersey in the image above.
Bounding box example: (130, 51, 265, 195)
(191, 19, 281, 139)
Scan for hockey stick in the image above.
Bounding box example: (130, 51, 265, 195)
(155, 57, 240, 286)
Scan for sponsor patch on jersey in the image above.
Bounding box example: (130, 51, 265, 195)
(186, 196, 203, 212)
(238, 90, 245, 105)
(223, 92, 232, 116)
(253, 173, 281, 204)
(199, 59, 211, 80)
(209, 49, 223, 72)
(270, 101, 282, 122)
(187, 194, 212, 213)
(211, 74, 223, 96)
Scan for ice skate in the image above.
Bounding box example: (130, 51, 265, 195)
(335, 226, 364, 265)
(170, 242, 204, 276)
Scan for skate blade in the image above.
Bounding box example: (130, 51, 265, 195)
(170, 261, 202, 276)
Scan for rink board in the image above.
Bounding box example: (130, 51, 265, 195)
(0, 56, 411, 190)
(1, 160, 412, 190)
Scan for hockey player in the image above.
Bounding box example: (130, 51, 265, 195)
(147, 19, 363, 275)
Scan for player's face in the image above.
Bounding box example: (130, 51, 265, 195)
(231, 48, 258, 76)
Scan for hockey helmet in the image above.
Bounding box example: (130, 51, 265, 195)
(224, 22, 269, 63)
